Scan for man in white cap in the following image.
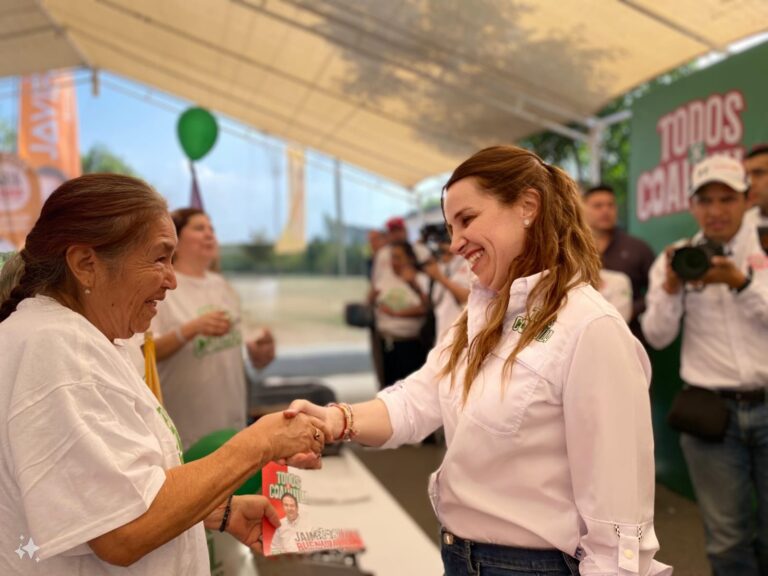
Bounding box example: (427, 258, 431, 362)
(642, 155, 768, 575)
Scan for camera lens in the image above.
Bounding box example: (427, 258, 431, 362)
(670, 238, 725, 281)
(671, 246, 712, 280)
(672, 246, 710, 280)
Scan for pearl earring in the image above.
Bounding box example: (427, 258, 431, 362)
(523, 218, 531, 227)
(85, 288, 92, 295)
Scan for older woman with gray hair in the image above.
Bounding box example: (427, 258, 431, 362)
(0, 251, 23, 303)
(0, 174, 327, 575)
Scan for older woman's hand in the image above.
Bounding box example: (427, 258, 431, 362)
(251, 411, 328, 464)
(204, 495, 280, 554)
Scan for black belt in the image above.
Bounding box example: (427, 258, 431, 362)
(717, 388, 766, 404)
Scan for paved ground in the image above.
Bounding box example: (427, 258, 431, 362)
(354, 444, 710, 575)
(231, 274, 369, 347)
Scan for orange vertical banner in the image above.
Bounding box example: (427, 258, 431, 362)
(0, 154, 41, 250)
(18, 72, 81, 201)
(274, 146, 306, 255)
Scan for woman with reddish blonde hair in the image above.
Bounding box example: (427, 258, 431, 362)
(288, 145, 670, 575)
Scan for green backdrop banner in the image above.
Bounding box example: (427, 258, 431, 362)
(628, 41, 768, 497)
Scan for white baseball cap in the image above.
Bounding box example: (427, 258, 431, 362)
(690, 155, 748, 197)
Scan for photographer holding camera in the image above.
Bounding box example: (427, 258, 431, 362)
(418, 224, 472, 342)
(642, 155, 768, 576)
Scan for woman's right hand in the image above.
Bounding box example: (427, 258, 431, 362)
(250, 411, 328, 464)
(191, 310, 231, 337)
(284, 400, 345, 443)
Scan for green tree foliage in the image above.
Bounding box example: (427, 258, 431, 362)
(0, 119, 16, 152)
(81, 143, 138, 176)
(219, 214, 370, 276)
(0, 127, 140, 181)
(420, 196, 442, 211)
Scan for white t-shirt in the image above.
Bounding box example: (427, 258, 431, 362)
(744, 204, 768, 227)
(743, 206, 768, 271)
(270, 514, 312, 554)
(598, 268, 633, 323)
(431, 256, 472, 339)
(152, 271, 247, 450)
(374, 272, 429, 339)
(371, 243, 432, 286)
(115, 334, 147, 377)
(0, 295, 208, 575)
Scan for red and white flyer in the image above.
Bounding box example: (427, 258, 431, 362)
(261, 461, 365, 556)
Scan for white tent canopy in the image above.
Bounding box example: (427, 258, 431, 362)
(2, 0, 767, 187)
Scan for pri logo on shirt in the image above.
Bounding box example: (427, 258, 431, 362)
(14, 535, 40, 562)
(511, 314, 555, 343)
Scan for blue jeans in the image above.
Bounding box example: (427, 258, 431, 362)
(440, 530, 579, 576)
(680, 399, 768, 576)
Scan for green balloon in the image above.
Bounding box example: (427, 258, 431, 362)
(184, 429, 262, 495)
(177, 107, 219, 161)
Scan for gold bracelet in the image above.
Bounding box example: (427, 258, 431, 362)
(339, 402, 357, 442)
(327, 403, 347, 442)
(327, 402, 358, 442)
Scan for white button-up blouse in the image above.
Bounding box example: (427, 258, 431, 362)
(378, 272, 672, 575)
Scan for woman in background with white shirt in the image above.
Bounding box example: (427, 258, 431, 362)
(288, 146, 671, 575)
(372, 240, 430, 388)
(152, 208, 276, 450)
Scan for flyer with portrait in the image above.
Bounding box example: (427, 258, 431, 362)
(261, 462, 365, 556)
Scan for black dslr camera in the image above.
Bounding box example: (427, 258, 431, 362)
(670, 238, 726, 281)
(420, 223, 451, 253)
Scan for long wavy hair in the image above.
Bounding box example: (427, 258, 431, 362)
(439, 146, 601, 404)
(0, 174, 168, 322)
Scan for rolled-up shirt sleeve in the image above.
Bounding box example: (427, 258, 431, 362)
(376, 341, 446, 449)
(563, 316, 671, 576)
(641, 252, 683, 350)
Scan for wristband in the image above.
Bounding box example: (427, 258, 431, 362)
(218, 495, 233, 532)
(327, 402, 358, 442)
(327, 403, 347, 442)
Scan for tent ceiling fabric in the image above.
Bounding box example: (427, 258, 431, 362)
(2, 0, 767, 186)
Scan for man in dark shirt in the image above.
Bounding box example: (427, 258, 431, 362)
(582, 184, 656, 339)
